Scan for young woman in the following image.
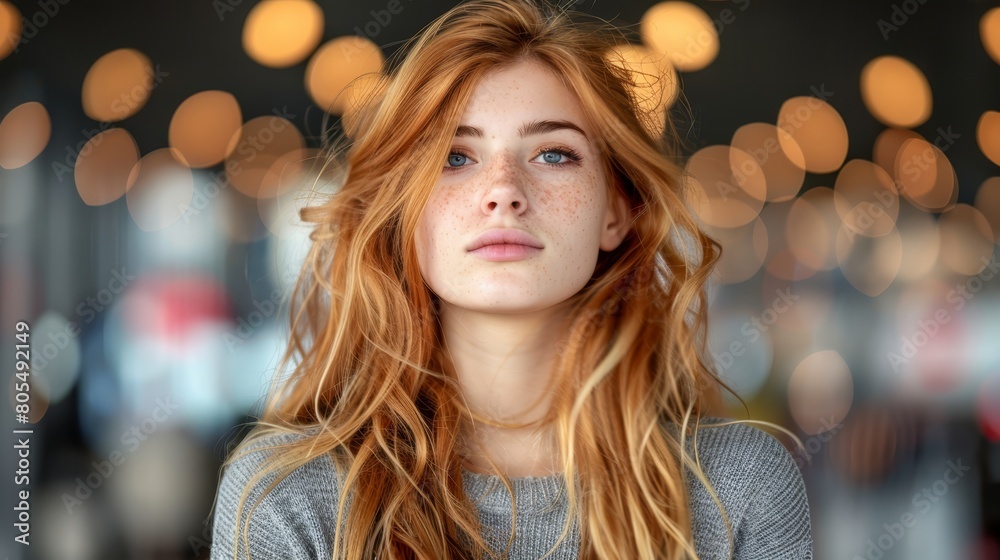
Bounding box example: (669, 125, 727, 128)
(209, 0, 813, 558)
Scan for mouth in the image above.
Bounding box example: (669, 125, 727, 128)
(466, 228, 544, 252)
(468, 243, 542, 262)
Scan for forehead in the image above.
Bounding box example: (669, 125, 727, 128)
(459, 59, 592, 135)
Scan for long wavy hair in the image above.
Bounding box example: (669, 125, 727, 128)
(214, 0, 781, 558)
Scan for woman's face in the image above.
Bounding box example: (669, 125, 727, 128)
(415, 58, 629, 314)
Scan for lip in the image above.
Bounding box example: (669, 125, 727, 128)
(467, 228, 544, 252)
(469, 244, 542, 261)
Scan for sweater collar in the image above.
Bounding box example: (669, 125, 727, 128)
(460, 468, 574, 516)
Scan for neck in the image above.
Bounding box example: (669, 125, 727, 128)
(439, 300, 572, 476)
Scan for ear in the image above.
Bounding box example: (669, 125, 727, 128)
(599, 187, 631, 252)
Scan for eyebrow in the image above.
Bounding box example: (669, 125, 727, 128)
(454, 119, 589, 140)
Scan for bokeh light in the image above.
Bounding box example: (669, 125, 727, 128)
(860, 55, 932, 128)
(937, 203, 994, 276)
(787, 350, 854, 435)
(168, 91, 243, 168)
(764, 272, 835, 333)
(872, 127, 922, 176)
(640, 1, 719, 72)
(974, 177, 1000, 243)
(604, 43, 678, 137)
(894, 137, 957, 212)
(305, 36, 385, 115)
(35, 487, 101, 558)
(786, 187, 840, 272)
(223, 115, 305, 198)
(255, 147, 322, 203)
(982, 7, 1000, 65)
(0, 1, 21, 61)
(760, 200, 813, 281)
(74, 128, 140, 206)
(977, 110, 1000, 166)
(109, 432, 210, 541)
(28, 311, 82, 404)
(836, 222, 902, 296)
(730, 123, 806, 202)
(833, 159, 899, 238)
(830, 404, 901, 485)
(215, 188, 271, 244)
(684, 145, 766, 228)
(260, 157, 342, 238)
(125, 148, 195, 231)
(82, 48, 156, 122)
(777, 96, 849, 174)
(708, 312, 773, 403)
(242, 0, 324, 68)
(0, 101, 51, 169)
(704, 218, 768, 283)
(896, 206, 941, 281)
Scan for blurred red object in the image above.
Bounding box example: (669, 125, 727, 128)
(121, 274, 233, 346)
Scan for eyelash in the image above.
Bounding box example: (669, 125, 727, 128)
(443, 146, 583, 172)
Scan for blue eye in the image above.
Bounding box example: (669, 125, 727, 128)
(444, 150, 473, 171)
(442, 146, 582, 173)
(533, 147, 583, 168)
(447, 153, 469, 167)
(539, 151, 565, 164)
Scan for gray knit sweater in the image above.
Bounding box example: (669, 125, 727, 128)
(209, 417, 813, 559)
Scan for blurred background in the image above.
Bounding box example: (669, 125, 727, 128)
(1, 0, 998, 558)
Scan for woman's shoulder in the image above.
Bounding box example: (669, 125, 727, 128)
(216, 429, 340, 495)
(686, 416, 800, 469)
(662, 416, 800, 503)
(209, 429, 345, 559)
(677, 416, 814, 559)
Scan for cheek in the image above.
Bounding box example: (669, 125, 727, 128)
(540, 172, 607, 228)
(425, 186, 465, 219)
(414, 208, 436, 268)
(416, 193, 457, 263)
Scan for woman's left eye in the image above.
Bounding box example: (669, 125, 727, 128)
(447, 153, 469, 167)
(533, 148, 582, 166)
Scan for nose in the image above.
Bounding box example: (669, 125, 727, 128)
(480, 151, 528, 216)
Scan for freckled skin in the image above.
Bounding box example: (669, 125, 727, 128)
(415, 58, 629, 312)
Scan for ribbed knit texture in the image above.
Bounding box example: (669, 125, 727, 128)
(210, 417, 813, 559)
